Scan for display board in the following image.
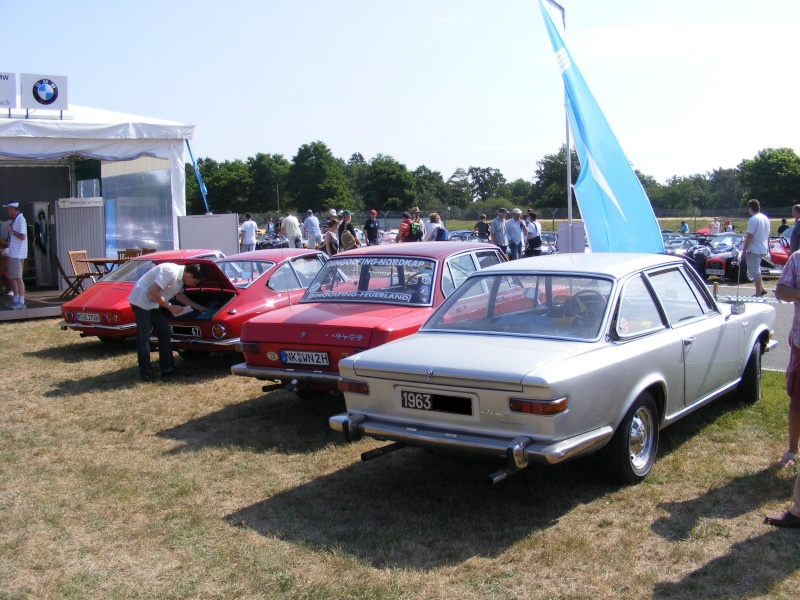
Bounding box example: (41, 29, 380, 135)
(177, 213, 239, 257)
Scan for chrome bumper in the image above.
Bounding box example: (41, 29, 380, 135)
(230, 362, 340, 386)
(167, 337, 240, 349)
(329, 413, 613, 467)
(59, 321, 136, 333)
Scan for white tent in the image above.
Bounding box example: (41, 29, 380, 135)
(0, 102, 195, 248)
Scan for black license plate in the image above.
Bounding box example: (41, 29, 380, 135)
(171, 325, 200, 337)
(399, 389, 472, 415)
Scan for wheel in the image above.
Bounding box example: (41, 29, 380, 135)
(599, 392, 659, 484)
(98, 336, 124, 344)
(736, 343, 762, 403)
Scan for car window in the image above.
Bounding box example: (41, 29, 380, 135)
(615, 275, 664, 337)
(219, 260, 276, 288)
(443, 253, 479, 298)
(646, 268, 707, 324)
(476, 250, 503, 269)
(268, 262, 302, 292)
(102, 259, 156, 283)
(290, 254, 327, 288)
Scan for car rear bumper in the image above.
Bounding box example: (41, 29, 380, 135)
(168, 337, 240, 350)
(59, 321, 136, 333)
(329, 412, 614, 467)
(231, 362, 340, 386)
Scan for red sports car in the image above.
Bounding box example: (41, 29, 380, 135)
(60, 249, 225, 343)
(166, 248, 327, 355)
(232, 242, 507, 398)
(769, 236, 790, 267)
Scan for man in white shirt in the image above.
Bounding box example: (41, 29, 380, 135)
(506, 208, 525, 260)
(489, 208, 509, 255)
(303, 210, 322, 249)
(281, 211, 302, 248)
(525, 212, 543, 256)
(742, 198, 771, 297)
(239, 213, 258, 252)
(710, 217, 721, 235)
(3, 202, 26, 309)
(128, 263, 208, 381)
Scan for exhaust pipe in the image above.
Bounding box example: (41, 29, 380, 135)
(261, 383, 285, 393)
(361, 442, 405, 461)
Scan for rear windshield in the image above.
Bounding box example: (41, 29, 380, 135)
(303, 256, 437, 306)
(101, 260, 156, 283)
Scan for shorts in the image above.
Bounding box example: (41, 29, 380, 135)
(6, 257, 23, 279)
(745, 252, 763, 279)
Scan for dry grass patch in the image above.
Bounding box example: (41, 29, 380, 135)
(2, 318, 800, 598)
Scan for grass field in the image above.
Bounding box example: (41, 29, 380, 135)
(3, 319, 800, 599)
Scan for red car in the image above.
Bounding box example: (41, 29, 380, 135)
(232, 242, 507, 398)
(769, 236, 790, 267)
(60, 249, 224, 343)
(167, 248, 327, 355)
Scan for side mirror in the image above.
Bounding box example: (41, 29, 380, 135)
(731, 301, 746, 315)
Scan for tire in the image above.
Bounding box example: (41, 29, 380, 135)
(98, 336, 124, 344)
(600, 392, 659, 484)
(736, 343, 762, 403)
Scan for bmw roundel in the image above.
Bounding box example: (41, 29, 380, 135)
(33, 79, 58, 105)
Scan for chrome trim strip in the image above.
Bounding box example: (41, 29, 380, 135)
(59, 321, 137, 332)
(231, 362, 340, 384)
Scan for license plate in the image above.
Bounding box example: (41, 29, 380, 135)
(280, 350, 330, 366)
(399, 389, 472, 416)
(171, 325, 200, 337)
(706, 269, 724, 276)
(77, 312, 100, 322)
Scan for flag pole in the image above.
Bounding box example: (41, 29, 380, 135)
(544, 0, 571, 251)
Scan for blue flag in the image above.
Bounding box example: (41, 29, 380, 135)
(538, 1, 663, 254)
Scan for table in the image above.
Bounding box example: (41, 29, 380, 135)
(77, 257, 129, 275)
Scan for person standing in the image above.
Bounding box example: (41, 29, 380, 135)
(766, 250, 800, 526)
(423, 212, 445, 241)
(281, 210, 302, 248)
(489, 208, 509, 256)
(396, 212, 413, 243)
(724, 219, 734, 232)
(303, 210, 322, 250)
(337, 210, 361, 251)
(742, 199, 770, 297)
(363, 209, 381, 245)
(474, 214, 490, 241)
(710, 216, 721, 235)
(525, 212, 543, 256)
(778, 218, 790, 236)
(3, 202, 26, 310)
(506, 208, 525, 260)
(264, 217, 275, 235)
(239, 213, 258, 252)
(324, 218, 339, 256)
(128, 263, 208, 382)
(790, 205, 800, 255)
(408, 207, 424, 242)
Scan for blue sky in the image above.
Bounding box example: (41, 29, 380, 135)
(3, 0, 798, 183)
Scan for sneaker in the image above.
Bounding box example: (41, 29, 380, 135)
(9, 303, 26, 310)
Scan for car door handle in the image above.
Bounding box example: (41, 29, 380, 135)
(455, 305, 466, 313)
(683, 337, 696, 347)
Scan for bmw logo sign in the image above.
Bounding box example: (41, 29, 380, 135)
(33, 79, 58, 105)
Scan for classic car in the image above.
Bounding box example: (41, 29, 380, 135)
(330, 253, 777, 484)
(60, 249, 225, 343)
(256, 233, 289, 250)
(769, 236, 790, 267)
(704, 233, 782, 282)
(232, 242, 508, 397)
(165, 249, 328, 356)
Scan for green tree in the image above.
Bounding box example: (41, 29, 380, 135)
(467, 166, 507, 203)
(287, 141, 352, 214)
(505, 178, 534, 205)
(246, 153, 290, 213)
(193, 157, 252, 214)
(532, 144, 580, 209)
(446, 168, 472, 209)
(361, 154, 416, 212)
(636, 171, 664, 209)
(707, 168, 744, 210)
(737, 148, 800, 207)
(413, 165, 448, 208)
(656, 175, 709, 211)
(344, 152, 369, 210)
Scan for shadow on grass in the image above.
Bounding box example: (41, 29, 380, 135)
(157, 389, 346, 455)
(26, 338, 136, 362)
(42, 352, 243, 397)
(652, 528, 800, 598)
(225, 449, 616, 569)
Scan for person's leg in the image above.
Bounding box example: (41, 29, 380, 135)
(132, 305, 154, 376)
(150, 308, 174, 373)
(747, 252, 764, 295)
(786, 342, 800, 461)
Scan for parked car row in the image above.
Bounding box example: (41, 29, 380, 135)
(59, 244, 777, 486)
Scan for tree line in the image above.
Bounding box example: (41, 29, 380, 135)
(185, 142, 800, 217)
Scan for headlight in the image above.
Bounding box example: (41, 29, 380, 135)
(731, 248, 740, 258)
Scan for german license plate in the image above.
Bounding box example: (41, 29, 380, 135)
(399, 389, 472, 416)
(280, 350, 330, 366)
(706, 268, 724, 276)
(77, 312, 100, 322)
(171, 325, 200, 337)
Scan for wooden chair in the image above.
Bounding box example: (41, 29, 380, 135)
(117, 249, 142, 260)
(68, 251, 99, 283)
(55, 255, 92, 299)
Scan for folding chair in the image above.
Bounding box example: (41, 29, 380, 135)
(55, 255, 91, 299)
(68, 250, 99, 284)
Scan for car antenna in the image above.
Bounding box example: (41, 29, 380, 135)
(732, 258, 746, 315)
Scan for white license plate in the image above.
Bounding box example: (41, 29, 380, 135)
(399, 389, 473, 415)
(280, 350, 329, 366)
(77, 312, 100, 322)
(706, 269, 724, 276)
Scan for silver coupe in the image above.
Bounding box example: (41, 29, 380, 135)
(331, 253, 777, 484)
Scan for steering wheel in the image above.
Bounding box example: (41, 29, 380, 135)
(564, 290, 606, 322)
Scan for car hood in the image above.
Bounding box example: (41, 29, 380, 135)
(242, 302, 418, 348)
(61, 281, 133, 310)
(345, 333, 586, 392)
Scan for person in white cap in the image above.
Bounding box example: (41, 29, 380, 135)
(3, 202, 26, 309)
(507, 208, 525, 260)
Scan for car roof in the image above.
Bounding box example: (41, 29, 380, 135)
(334, 241, 491, 260)
(478, 252, 685, 278)
(222, 248, 323, 261)
(132, 249, 220, 261)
